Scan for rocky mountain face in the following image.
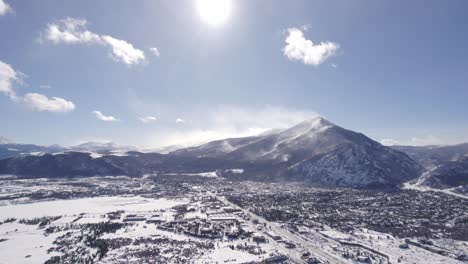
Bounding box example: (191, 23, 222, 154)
(0, 117, 424, 189)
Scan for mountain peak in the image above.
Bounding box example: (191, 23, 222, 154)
(299, 116, 335, 128)
(280, 116, 335, 138)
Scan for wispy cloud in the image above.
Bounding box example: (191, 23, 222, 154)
(139, 116, 157, 123)
(175, 118, 186, 124)
(92, 110, 119, 122)
(144, 106, 319, 148)
(1, 60, 75, 113)
(0, 0, 12, 16)
(40, 17, 145, 65)
(149, 47, 160, 57)
(23, 93, 75, 112)
(283, 27, 339, 66)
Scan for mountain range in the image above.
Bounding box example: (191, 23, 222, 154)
(1, 117, 467, 190)
(0, 140, 140, 160)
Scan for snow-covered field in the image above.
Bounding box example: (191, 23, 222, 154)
(0, 222, 64, 264)
(0, 196, 187, 221)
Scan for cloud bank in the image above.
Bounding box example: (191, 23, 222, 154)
(283, 27, 339, 66)
(93, 110, 119, 122)
(41, 18, 145, 65)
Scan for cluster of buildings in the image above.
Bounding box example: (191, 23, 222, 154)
(224, 188, 468, 241)
(121, 195, 270, 243)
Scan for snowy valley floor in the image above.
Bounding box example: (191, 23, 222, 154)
(0, 175, 467, 264)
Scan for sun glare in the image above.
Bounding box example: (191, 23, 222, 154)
(196, 0, 232, 26)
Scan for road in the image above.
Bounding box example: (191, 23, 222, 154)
(211, 192, 350, 264)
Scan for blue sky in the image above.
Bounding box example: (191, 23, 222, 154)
(1, 0, 468, 148)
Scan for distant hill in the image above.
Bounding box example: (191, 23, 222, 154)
(393, 143, 468, 169)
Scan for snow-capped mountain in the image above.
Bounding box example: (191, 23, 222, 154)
(71, 142, 138, 152)
(0, 140, 67, 160)
(173, 117, 423, 188)
(0, 139, 139, 159)
(0, 117, 424, 188)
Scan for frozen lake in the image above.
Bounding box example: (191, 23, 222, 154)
(0, 196, 187, 220)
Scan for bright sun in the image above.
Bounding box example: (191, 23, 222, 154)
(196, 0, 232, 26)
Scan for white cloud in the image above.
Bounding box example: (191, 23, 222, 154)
(23, 93, 75, 112)
(0, 60, 19, 100)
(175, 118, 186, 124)
(380, 139, 400, 146)
(1, 60, 75, 113)
(139, 116, 157, 123)
(40, 84, 52, 89)
(101, 35, 145, 65)
(44, 18, 101, 44)
(149, 47, 160, 57)
(283, 27, 339, 66)
(41, 17, 145, 65)
(0, 0, 12, 16)
(92, 110, 119, 122)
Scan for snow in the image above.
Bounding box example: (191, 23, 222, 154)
(108, 151, 129, 157)
(0, 222, 63, 264)
(28, 152, 45, 156)
(74, 215, 109, 224)
(319, 227, 465, 264)
(403, 181, 468, 200)
(197, 246, 264, 263)
(0, 196, 188, 220)
(89, 152, 103, 159)
(167, 172, 218, 178)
